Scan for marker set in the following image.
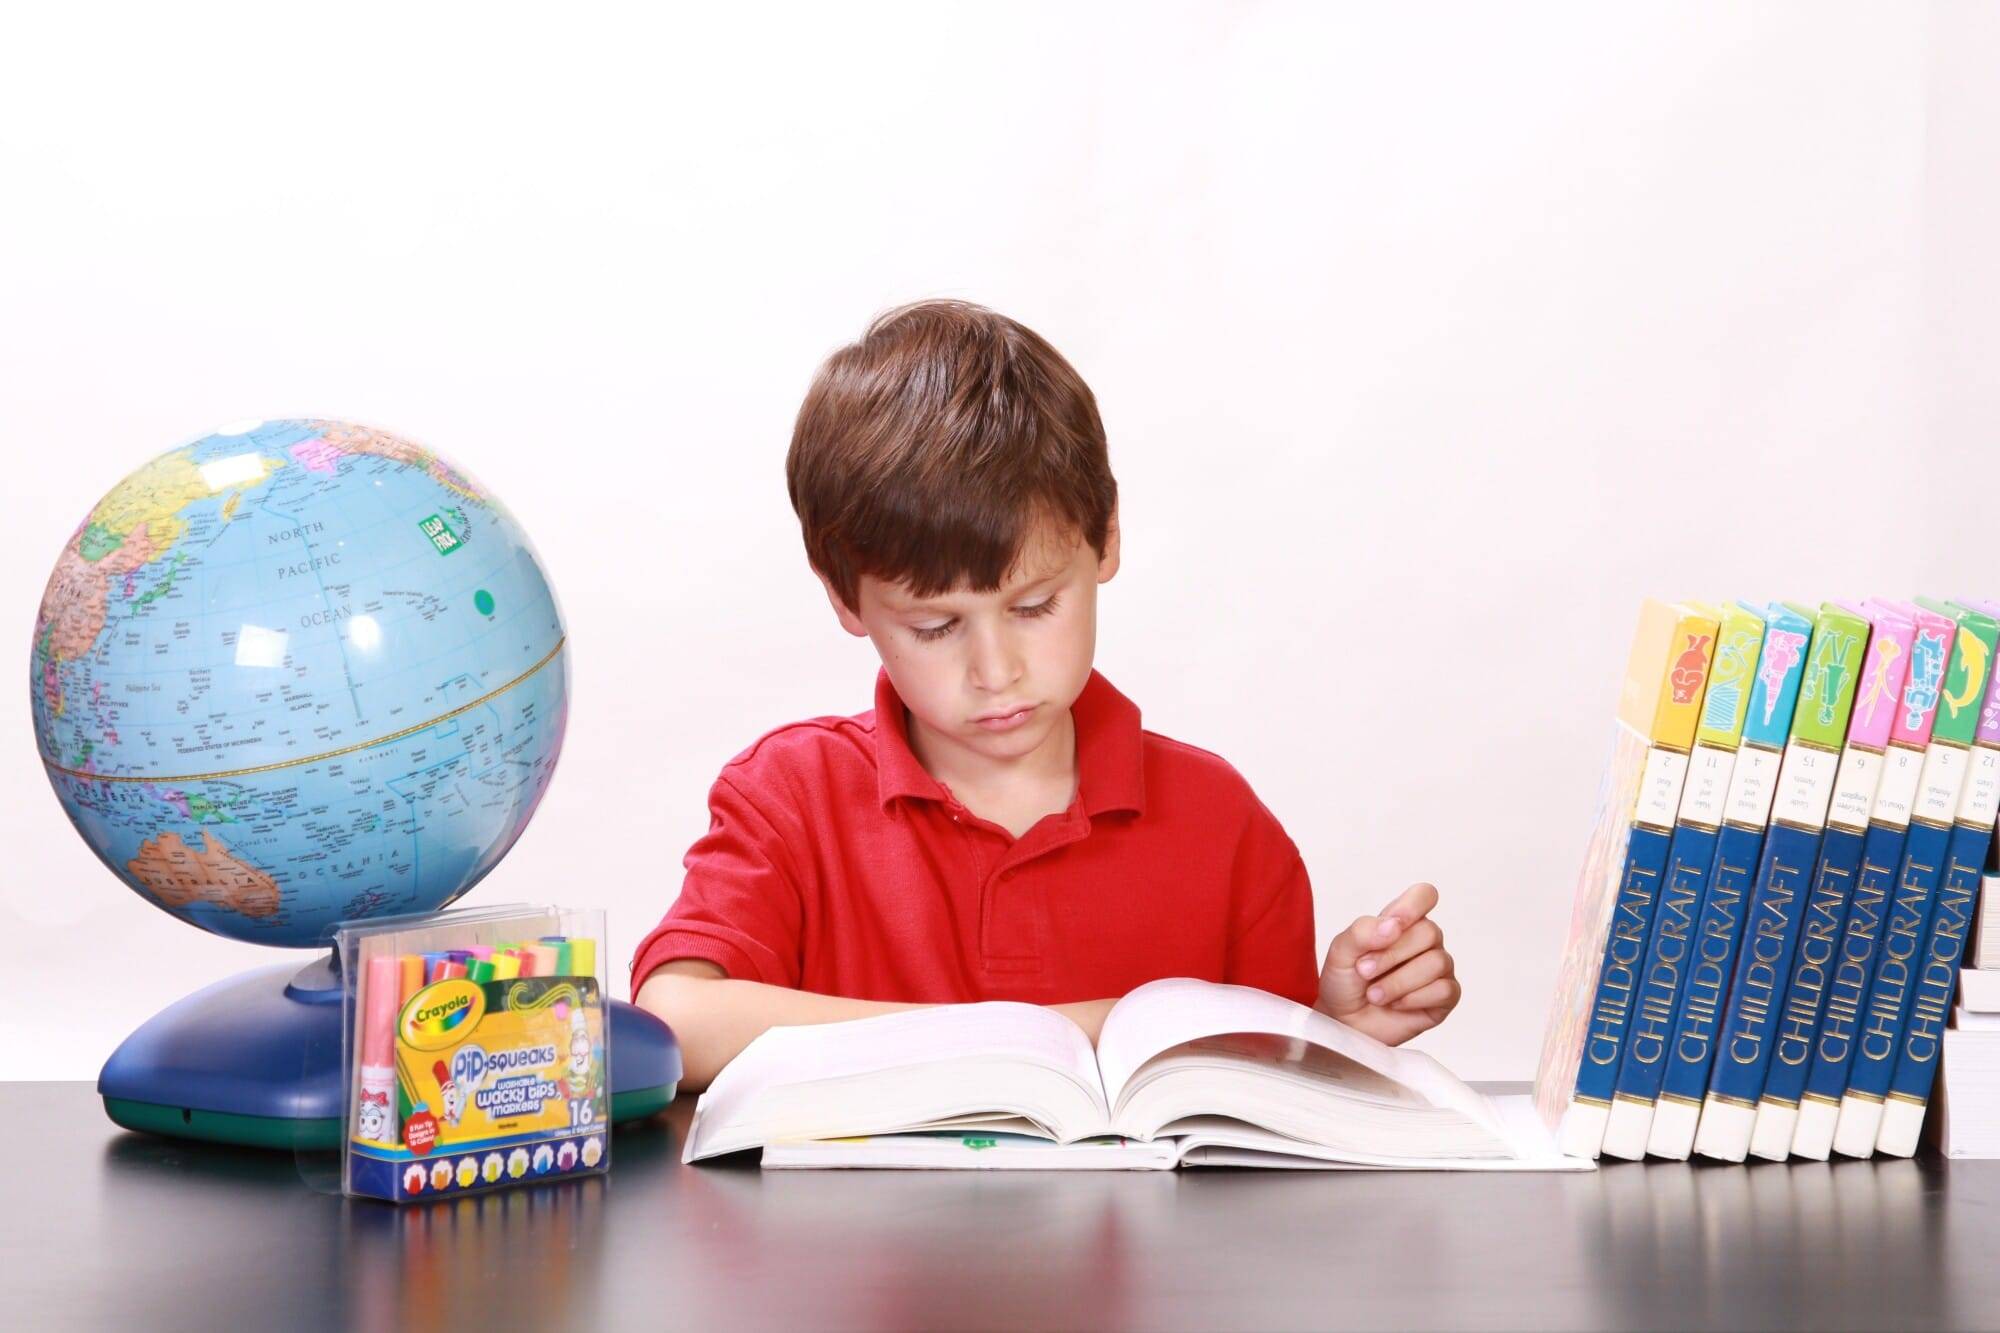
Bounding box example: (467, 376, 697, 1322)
(339, 905, 611, 1202)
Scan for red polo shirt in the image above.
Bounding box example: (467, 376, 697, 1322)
(629, 669, 1318, 1007)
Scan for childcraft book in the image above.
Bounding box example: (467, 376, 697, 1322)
(1533, 599, 1719, 1156)
(684, 979, 1585, 1171)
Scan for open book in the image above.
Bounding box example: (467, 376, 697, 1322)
(684, 978, 1587, 1170)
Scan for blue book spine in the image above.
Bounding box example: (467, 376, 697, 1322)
(1572, 824, 1676, 1111)
(1758, 823, 1868, 1110)
(1798, 820, 1911, 1110)
(1610, 822, 1720, 1107)
(1705, 821, 1825, 1109)
(1844, 819, 1956, 1106)
(1884, 822, 1994, 1119)
(1655, 822, 1765, 1109)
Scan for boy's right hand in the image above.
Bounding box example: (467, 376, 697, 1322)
(1316, 881, 1459, 1046)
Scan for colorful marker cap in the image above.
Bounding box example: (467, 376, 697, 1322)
(362, 955, 399, 1068)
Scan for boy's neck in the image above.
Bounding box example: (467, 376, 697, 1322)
(905, 705, 1079, 824)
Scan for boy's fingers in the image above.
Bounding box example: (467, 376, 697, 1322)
(1388, 975, 1461, 1014)
(1324, 913, 1403, 970)
(1363, 948, 1450, 1006)
(1378, 881, 1439, 925)
(1354, 919, 1442, 980)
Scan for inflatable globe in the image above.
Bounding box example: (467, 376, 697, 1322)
(31, 419, 568, 949)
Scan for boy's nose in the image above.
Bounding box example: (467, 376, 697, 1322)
(966, 624, 1024, 693)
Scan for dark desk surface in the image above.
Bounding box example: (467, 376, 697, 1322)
(9, 1080, 1996, 1332)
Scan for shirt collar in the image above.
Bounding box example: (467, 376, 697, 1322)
(873, 668, 1146, 818)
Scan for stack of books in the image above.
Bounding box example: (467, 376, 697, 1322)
(1535, 597, 2000, 1161)
(1936, 874, 2000, 1157)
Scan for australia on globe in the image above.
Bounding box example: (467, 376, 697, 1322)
(30, 420, 568, 949)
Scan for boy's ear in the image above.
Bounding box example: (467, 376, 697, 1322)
(1096, 505, 1121, 584)
(816, 570, 870, 638)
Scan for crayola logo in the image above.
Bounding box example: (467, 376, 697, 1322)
(400, 979, 485, 1051)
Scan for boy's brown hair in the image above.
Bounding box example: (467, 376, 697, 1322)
(787, 299, 1116, 610)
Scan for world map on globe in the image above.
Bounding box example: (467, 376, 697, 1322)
(31, 419, 568, 948)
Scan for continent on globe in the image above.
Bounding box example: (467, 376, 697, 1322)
(310, 421, 487, 502)
(34, 445, 281, 719)
(126, 831, 281, 919)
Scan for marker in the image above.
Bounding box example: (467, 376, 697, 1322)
(514, 948, 538, 978)
(437, 960, 467, 981)
(397, 955, 424, 1010)
(490, 952, 521, 981)
(568, 938, 596, 979)
(540, 938, 572, 976)
(467, 959, 496, 984)
(358, 955, 400, 1145)
(528, 944, 559, 977)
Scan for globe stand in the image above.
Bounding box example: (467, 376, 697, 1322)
(100, 953, 681, 1151)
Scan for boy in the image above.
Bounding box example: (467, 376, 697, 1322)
(634, 300, 1458, 1089)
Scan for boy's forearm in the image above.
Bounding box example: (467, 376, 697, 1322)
(635, 968, 1119, 1091)
(635, 970, 930, 1090)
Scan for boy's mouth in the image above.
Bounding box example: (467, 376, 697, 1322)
(972, 704, 1037, 732)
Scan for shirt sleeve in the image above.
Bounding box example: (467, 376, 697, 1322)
(1224, 801, 1320, 1007)
(628, 773, 806, 997)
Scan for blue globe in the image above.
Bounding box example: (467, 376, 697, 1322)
(31, 419, 568, 948)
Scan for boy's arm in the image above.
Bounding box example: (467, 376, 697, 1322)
(1226, 799, 1459, 1043)
(636, 959, 1118, 1091)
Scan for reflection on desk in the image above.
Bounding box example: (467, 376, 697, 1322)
(9, 1082, 1995, 1332)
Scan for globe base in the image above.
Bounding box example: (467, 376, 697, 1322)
(99, 956, 680, 1151)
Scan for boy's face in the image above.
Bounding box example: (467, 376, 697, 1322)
(822, 513, 1120, 770)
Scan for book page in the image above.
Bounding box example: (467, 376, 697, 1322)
(1095, 978, 1505, 1139)
(1172, 1097, 1592, 1172)
(762, 1131, 1178, 1171)
(685, 1001, 1108, 1160)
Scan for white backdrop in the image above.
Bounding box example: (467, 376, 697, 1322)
(3, 2, 1992, 1081)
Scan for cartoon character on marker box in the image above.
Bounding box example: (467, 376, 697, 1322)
(565, 1006, 599, 1099)
(433, 1060, 466, 1127)
(356, 1088, 392, 1143)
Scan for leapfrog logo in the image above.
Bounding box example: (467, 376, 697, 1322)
(400, 979, 485, 1051)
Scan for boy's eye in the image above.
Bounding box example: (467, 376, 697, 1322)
(908, 595, 1058, 644)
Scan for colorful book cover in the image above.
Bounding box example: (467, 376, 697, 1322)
(1877, 600, 2000, 1156)
(1599, 601, 1767, 1159)
(1534, 599, 1719, 1155)
(1790, 601, 1954, 1160)
(1694, 601, 1868, 1162)
(1645, 602, 1813, 1160)
(1833, 598, 1993, 1157)
(1748, 601, 1909, 1158)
